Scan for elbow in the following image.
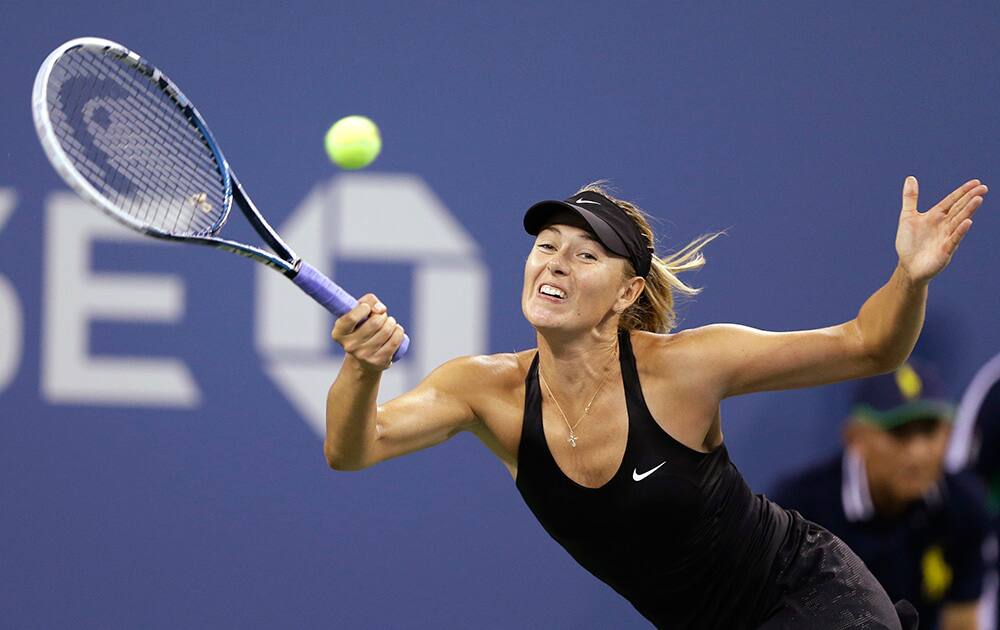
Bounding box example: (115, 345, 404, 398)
(323, 443, 368, 472)
(875, 352, 909, 374)
(864, 340, 911, 374)
(849, 321, 908, 376)
(862, 347, 905, 378)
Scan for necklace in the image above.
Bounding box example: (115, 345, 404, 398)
(539, 347, 617, 448)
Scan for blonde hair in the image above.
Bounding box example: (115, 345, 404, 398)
(576, 182, 723, 333)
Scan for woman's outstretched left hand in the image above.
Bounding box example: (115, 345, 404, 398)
(896, 176, 987, 284)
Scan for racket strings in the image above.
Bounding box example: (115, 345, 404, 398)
(50, 64, 221, 237)
(65, 52, 224, 234)
(78, 52, 224, 234)
(45, 47, 227, 237)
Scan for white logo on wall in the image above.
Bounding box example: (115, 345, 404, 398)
(256, 173, 488, 436)
(0, 188, 23, 394)
(42, 192, 201, 406)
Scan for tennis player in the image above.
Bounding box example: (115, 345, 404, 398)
(324, 177, 986, 629)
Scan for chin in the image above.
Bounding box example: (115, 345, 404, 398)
(523, 298, 563, 326)
(524, 311, 563, 331)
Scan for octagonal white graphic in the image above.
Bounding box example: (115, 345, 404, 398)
(255, 173, 488, 435)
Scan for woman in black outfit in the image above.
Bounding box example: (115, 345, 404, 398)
(324, 177, 986, 628)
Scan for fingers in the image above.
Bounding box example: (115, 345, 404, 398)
(942, 180, 986, 252)
(946, 218, 974, 255)
(331, 294, 381, 336)
(948, 189, 986, 230)
(901, 176, 919, 215)
(360, 293, 387, 315)
(935, 179, 982, 215)
(364, 317, 406, 368)
(948, 196, 983, 237)
(330, 294, 405, 369)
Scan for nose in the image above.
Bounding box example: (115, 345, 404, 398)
(546, 256, 569, 276)
(902, 433, 937, 464)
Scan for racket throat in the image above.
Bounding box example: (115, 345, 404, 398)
(231, 176, 297, 263)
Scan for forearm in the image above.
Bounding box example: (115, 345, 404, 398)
(854, 262, 928, 369)
(324, 356, 383, 470)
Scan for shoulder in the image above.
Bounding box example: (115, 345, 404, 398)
(430, 350, 534, 394)
(944, 470, 989, 502)
(941, 472, 991, 527)
(628, 324, 751, 360)
(628, 326, 739, 387)
(627, 328, 702, 367)
(629, 325, 722, 349)
(438, 352, 534, 467)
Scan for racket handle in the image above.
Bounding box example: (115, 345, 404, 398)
(292, 261, 410, 362)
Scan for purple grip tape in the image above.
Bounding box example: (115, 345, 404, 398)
(292, 260, 410, 362)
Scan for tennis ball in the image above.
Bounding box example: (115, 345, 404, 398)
(324, 115, 381, 169)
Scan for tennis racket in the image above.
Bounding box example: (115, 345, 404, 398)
(32, 37, 409, 361)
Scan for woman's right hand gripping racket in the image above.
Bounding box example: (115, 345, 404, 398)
(32, 37, 409, 362)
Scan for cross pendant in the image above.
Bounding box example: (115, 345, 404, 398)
(568, 433, 577, 448)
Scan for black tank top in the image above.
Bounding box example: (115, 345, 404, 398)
(515, 330, 807, 629)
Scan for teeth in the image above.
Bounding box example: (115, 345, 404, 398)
(539, 284, 567, 299)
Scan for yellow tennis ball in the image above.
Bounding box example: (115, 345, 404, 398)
(324, 115, 381, 169)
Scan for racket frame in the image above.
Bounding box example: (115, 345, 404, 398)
(32, 36, 300, 277)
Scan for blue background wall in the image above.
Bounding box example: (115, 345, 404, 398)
(1, 2, 998, 627)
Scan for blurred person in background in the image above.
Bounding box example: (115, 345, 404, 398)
(774, 359, 992, 630)
(946, 351, 1000, 630)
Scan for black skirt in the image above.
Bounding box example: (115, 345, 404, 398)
(759, 518, 918, 630)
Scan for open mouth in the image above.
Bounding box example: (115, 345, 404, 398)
(538, 283, 567, 300)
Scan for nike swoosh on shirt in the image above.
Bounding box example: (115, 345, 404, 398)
(632, 461, 666, 481)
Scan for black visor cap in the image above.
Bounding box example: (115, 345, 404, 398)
(523, 190, 652, 277)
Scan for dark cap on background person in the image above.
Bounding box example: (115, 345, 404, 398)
(851, 359, 956, 430)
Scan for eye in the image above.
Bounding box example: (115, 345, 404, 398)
(537, 242, 556, 251)
(579, 252, 597, 261)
